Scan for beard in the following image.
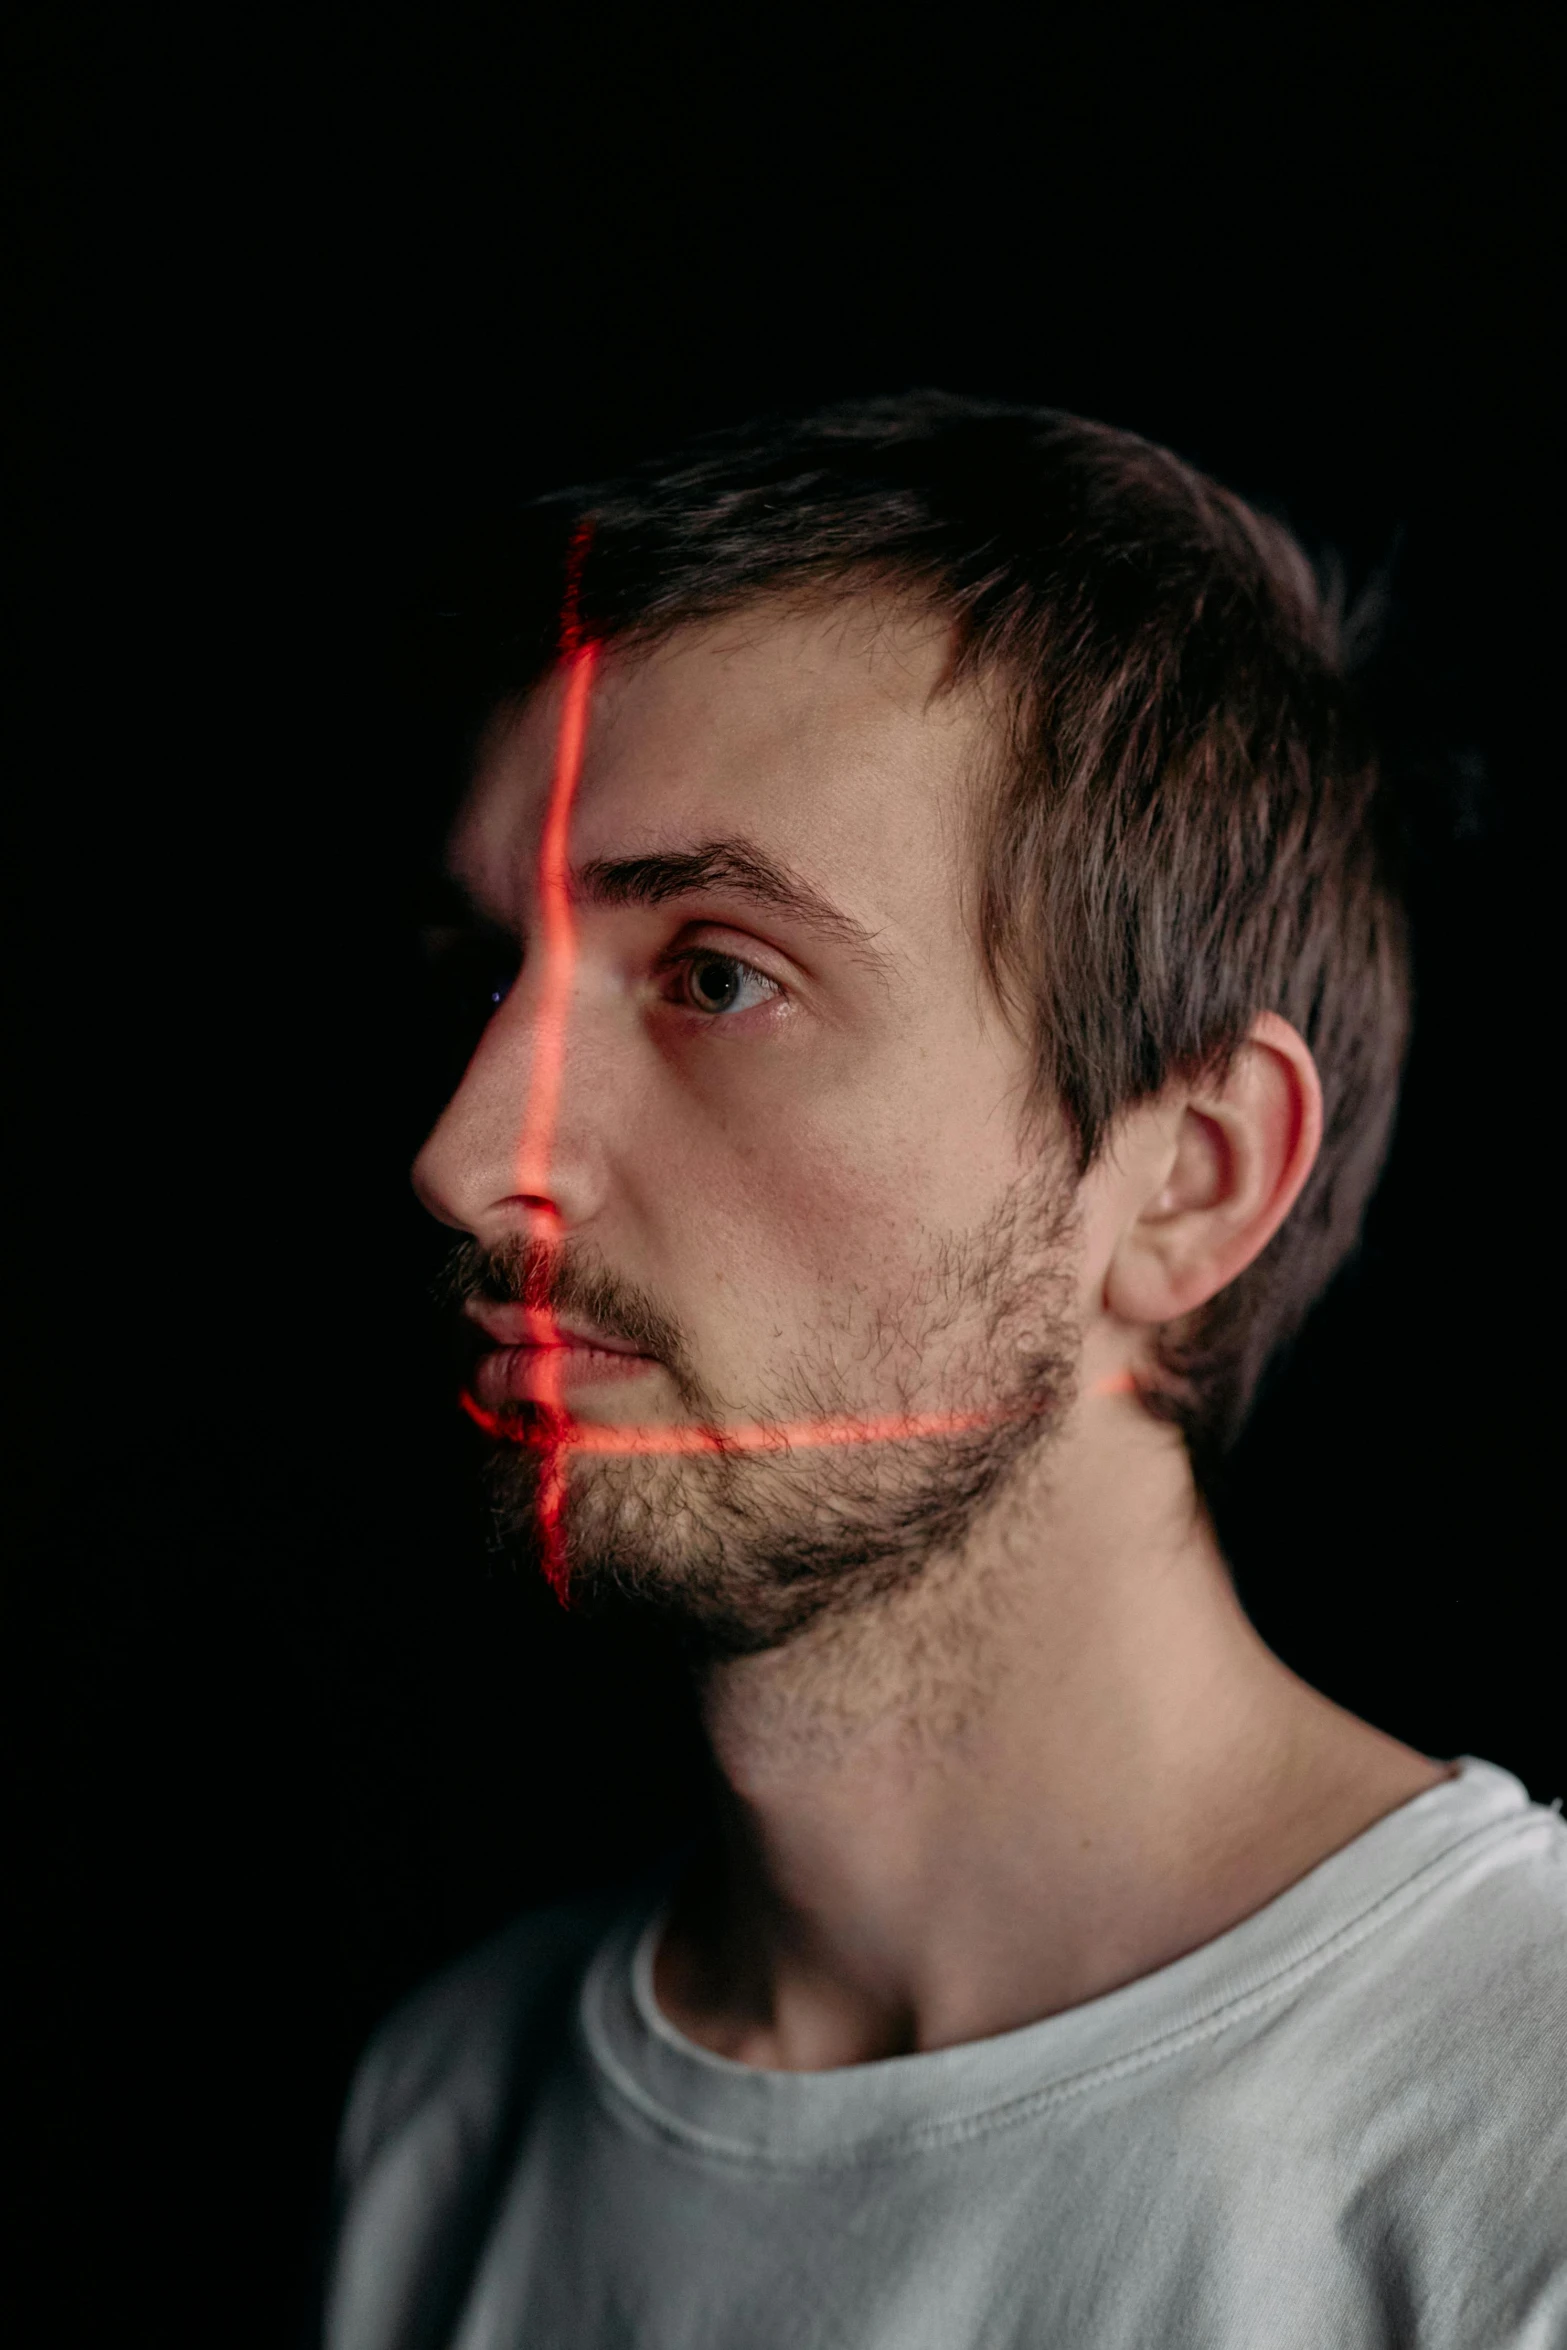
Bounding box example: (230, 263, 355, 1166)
(446, 1173, 1081, 1661)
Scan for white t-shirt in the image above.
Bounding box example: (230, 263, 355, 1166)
(325, 1760, 1567, 2348)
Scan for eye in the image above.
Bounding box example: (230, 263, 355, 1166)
(670, 949, 780, 1017)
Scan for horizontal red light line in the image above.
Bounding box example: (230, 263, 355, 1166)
(566, 1407, 998, 1454)
(459, 1384, 1139, 1455)
(459, 1390, 999, 1452)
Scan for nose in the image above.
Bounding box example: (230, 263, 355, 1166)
(411, 964, 605, 1244)
(416, 637, 604, 1245)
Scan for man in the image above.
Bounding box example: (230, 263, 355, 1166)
(324, 397, 1565, 2348)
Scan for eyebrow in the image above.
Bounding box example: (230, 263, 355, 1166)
(572, 838, 890, 967)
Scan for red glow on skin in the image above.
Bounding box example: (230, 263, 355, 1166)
(514, 527, 598, 1597)
(585, 1377, 1144, 1438)
(459, 1390, 1002, 1454)
(480, 530, 1142, 1596)
(460, 1375, 1138, 1460)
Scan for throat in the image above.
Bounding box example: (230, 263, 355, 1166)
(654, 1501, 1444, 2072)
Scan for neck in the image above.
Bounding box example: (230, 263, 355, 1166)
(655, 1395, 1442, 2069)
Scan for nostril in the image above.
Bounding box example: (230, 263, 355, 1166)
(520, 1197, 564, 1243)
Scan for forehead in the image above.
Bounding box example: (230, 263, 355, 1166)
(452, 598, 992, 926)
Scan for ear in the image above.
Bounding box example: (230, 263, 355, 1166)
(1104, 1014, 1323, 1327)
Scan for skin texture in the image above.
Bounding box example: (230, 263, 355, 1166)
(415, 597, 1443, 2071)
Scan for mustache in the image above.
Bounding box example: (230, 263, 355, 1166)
(440, 1235, 694, 1376)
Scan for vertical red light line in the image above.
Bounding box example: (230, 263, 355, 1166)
(518, 530, 598, 1597)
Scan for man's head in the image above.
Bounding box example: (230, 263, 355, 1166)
(414, 396, 1405, 1650)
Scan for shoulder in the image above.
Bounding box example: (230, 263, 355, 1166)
(1246, 1765, 1567, 2139)
(1213, 1769, 1567, 2342)
(336, 1895, 621, 2187)
(325, 1894, 633, 2350)
(1347, 1788, 1567, 2337)
(1326, 1768, 1567, 2073)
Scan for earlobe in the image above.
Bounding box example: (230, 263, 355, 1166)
(1103, 1014, 1323, 1329)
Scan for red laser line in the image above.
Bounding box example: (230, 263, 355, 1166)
(460, 1377, 1136, 1456)
(517, 647, 598, 1207)
(459, 1392, 1001, 1453)
(515, 528, 599, 1597)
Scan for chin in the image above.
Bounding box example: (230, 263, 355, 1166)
(483, 1388, 1067, 1661)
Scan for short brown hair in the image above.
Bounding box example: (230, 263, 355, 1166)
(475, 393, 1409, 1473)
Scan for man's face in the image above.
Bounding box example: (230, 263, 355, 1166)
(414, 599, 1083, 1653)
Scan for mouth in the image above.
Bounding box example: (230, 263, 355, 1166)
(463, 1300, 661, 1409)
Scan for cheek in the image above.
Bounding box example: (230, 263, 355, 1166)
(751, 1142, 916, 1295)
(623, 1089, 993, 1358)
(661, 1122, 911, 1294)
(604, 985, 1036, 1362)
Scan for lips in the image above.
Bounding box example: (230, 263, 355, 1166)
(463, 1299, 658, 1410)
(466, 1298, 650, 1351)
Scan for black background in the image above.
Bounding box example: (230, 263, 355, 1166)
(7, 6, 1561, 2343)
